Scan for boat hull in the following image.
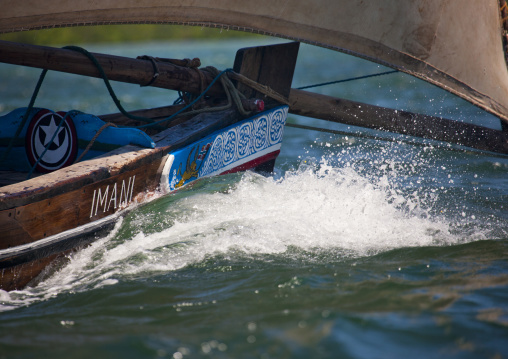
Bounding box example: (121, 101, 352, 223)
(0, 106, 288, 291)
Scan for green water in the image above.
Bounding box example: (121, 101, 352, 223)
(0, 39, 507, 358)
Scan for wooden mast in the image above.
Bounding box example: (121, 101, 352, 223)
(0, 40, 225, 96)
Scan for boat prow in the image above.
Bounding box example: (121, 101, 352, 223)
(0, 42, 299, 291)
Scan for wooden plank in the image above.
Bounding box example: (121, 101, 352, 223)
(0, 252, 62, 291)
(233, 42, 299, 102)
(100, 104, 186, 125)
(0, 108, 238, 211)
(0, 159, 162, 249)
(0, 40, 225, 96)
(0, 107, 260, 290)
(0, 209, 28, 248)
(288, 89, 508, 154)
(232, 42, 299, 174)
(0, 171, 42, 187)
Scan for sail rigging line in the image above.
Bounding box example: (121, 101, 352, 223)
(0, 67, 49, 167)
(296, 70, 399, 91)
(285, 122, 508, 159)
(62, 45, 162, 125)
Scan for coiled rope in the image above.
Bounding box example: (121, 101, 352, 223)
(62, 46, 249, 127)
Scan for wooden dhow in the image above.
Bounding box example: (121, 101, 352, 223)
(1, 0, 508, 290)
(0, 41, 299, 291)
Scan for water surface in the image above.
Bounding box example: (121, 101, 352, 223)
(0, 38, 507, 358)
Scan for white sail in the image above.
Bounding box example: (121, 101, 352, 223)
(1, 0, 508, 124)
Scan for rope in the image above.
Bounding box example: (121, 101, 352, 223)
(63, 46, 156, 124)
(286, 122, 407, 144)
(296, 70, 398, 90)
(203, 67, 250, 117)
(134, 67, 246, 129)
(285, 122, 508, 159)
(136, 55, 159, 87)
(226, 71, 289, 105)
(75, 122, 118, 163)
(1, 69, 49, 165)
(63, 46, 253, 127)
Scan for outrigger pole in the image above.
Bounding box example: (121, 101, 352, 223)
(288, 90, 508, 154)
(1, 40, 507, 154)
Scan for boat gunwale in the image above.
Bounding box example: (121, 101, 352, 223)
(0, 107, 241, 210)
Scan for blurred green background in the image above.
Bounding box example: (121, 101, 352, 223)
(0, 24, 260, 45)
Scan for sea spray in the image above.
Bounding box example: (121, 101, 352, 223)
(0, 153, 489, 311)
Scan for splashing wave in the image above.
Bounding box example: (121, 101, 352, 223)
(1, 156, 482, 310)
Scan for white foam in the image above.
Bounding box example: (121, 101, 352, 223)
(0, 156, 473, 311)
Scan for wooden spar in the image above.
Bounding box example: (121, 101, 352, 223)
(0, 40, 291, 104)
(98, 87, 508, 154)
(288, 89, 508, 154)
(1, 40, 507, 153)
(0, 40, 225, 96)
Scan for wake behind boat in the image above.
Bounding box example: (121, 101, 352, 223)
(1, 1, 507, 291)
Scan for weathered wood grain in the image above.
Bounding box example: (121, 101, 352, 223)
(0, 110, 240, 290)
(0, 40, 225, 96)
(233, 42, 299, 101)
(288, 89, 508, 154)
(0, 252, 62, 291)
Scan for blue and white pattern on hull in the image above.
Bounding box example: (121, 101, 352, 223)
(161, 106, 288, 193)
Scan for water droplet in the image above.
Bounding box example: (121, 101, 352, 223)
(247, 322, 257, 332)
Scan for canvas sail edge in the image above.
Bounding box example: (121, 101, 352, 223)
(1, 1, 508, 127)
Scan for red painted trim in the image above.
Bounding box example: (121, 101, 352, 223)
(220, 150, 280, 175)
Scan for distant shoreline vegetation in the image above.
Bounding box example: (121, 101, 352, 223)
(0, 24, 262, 45)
